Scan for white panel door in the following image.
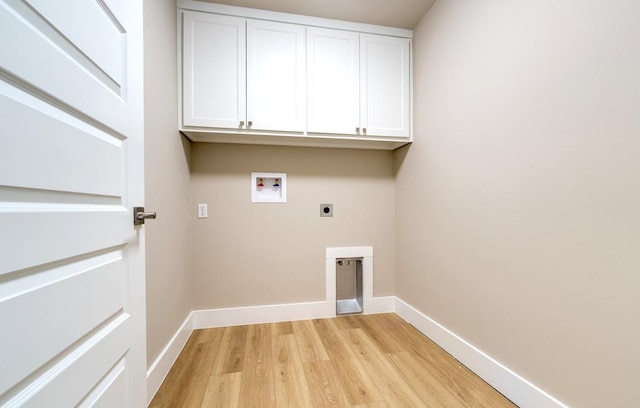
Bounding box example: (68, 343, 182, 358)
(247, 20, 305, 132)
(307, 27, 360, 135)
(182, 11, 246, 129)
(0, 0, 146, 407)
(360, 34, 411, 138)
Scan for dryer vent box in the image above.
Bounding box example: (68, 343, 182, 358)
(336, 258, 363, 315)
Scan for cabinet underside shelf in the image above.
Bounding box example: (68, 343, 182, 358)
(179, 129, 412, 151)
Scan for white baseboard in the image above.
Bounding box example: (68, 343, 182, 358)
(192, 301, 332, 328)
(146, 312, 194, 404)
(192, 297, 396, 329)
(394, 298, 568, 408)
(362, 295, 395, 314)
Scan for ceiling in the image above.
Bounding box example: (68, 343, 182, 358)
(200, 0, 436, 29)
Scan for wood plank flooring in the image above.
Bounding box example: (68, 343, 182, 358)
(149, 313, 517, 407)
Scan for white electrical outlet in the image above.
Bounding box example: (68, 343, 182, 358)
(197, 203, 208, 218)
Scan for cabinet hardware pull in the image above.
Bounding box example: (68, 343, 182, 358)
(239, 121, 245, 128)
(356, 127, 360, 134)
(363, 128, 367, 134)
(248, 121, 253, 128)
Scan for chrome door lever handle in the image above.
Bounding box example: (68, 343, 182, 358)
(133, 207, 157, 225)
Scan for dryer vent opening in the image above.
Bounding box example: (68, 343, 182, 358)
(336, 258, 363, 315)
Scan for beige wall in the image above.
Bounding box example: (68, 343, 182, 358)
(397, 1, 640, 407)
(191, 143, 395, 309)
(143, 0, 193, 368)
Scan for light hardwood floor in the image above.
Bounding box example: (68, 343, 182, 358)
(149, 313, 517, 407)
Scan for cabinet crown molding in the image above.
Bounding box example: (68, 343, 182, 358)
(178, 0, 413, 38)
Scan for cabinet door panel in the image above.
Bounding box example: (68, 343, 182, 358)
(360, 34, 411, 138)
(307, 27, 360, 135)
(247, 20, 305, 132)
(183, 12, 246, 128)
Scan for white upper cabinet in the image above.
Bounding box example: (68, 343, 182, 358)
(182, 13, 305, 132)
(360, 34, 411, 138)
(247, 20, 306, 132)
(307, 28, 411, 138)
(178, 1, 413, 150)
(183, 11, 246, 129)
(307, 27, 360, 135)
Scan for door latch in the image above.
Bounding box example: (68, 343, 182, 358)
(133, 207, 157, 225)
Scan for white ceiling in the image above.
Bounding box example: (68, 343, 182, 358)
(199, 0, 436, 29)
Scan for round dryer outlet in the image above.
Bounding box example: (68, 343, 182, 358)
(320, 204, 333, 217)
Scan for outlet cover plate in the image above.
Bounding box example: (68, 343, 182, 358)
(198, 203, 208, 218)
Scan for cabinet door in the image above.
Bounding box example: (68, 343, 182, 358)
(307, 27, 360, 135)
(360, 34, 411, 138)
(247, 20, 306, 132)
(182, 11, 246, 128)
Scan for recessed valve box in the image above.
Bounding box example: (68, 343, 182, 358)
(251, 172, 287, 203)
